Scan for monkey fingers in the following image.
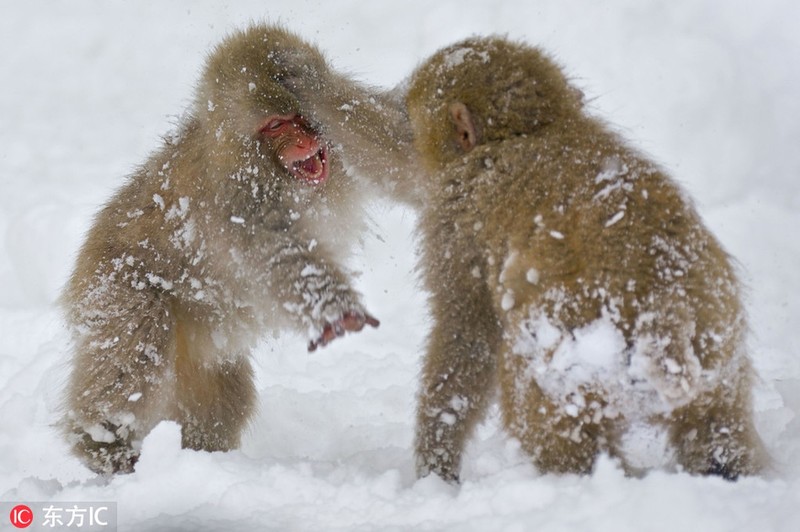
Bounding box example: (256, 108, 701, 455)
(281, 74, 320, 98)
(307, 311, 380, 352)
(278, 55, 330, 111)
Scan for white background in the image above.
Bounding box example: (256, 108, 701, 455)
(1, 1, 799, 530)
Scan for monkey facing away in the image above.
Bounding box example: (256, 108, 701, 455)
(62, 24, 378, 475)
(287, 36, 768, 481)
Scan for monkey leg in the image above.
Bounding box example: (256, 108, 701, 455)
(64, 286, 178, 475)
(497, 306, 619, 477)
(174, 318, 256, 452)
(499, 356, 606, 475)
(632, 294, 766, 479)
(668, 371, 767, 480)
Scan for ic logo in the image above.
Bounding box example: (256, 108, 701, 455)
(10, 504, 33, 528)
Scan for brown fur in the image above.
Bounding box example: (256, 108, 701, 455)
(284, 36, 768, 482)
(406, 37, 767, 481)
(62, 24, 373, 474)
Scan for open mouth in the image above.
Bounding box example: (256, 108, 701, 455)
(289, 145, 328, 185)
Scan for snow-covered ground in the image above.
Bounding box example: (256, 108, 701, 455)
(2, 1, 799, 530)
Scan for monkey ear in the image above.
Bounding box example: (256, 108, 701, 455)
(449, 102, 478, 153)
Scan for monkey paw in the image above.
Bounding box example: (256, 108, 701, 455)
(416, 455, 460, 484)
(307, 311, 379, 351)
(70, 424, 139, 475)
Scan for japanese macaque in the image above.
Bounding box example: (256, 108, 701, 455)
(287, 37, 767, 481)
(61, 24, 378, 475)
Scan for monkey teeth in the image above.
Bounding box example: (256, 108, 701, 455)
(291, 146, 329, 185)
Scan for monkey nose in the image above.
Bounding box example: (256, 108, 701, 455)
(296, 135, 318, 151)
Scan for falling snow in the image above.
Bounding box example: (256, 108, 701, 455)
(1, 2, 799, 531)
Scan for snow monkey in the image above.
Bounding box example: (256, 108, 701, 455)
(61, 24, 379, 475)
(285, 36, 767, 481)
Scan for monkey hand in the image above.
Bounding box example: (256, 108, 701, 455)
(278, 63, 351, 131)
(307, 311, 380, 352)
(264, 37, 329, 91)
(279, 55, 329, 100)
(416, 453, 460, 485)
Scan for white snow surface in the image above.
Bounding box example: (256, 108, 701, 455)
(2, 1, 800, 530)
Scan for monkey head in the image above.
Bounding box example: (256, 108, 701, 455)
(406, 36, 584, 169)
(196, 25, 331, 186)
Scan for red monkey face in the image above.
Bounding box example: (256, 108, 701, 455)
(260, 115, 329, 185)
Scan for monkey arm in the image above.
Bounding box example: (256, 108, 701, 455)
(414, 237, 503, 482)
(259, 233, 378, 350)
(285, 69, 423, 207)
(415, 280, 502, 482)
(63, 277, 178, 474)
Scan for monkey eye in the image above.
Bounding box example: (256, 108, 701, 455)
(260, 117, 294, 138)
(264, 119, 287, 133)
